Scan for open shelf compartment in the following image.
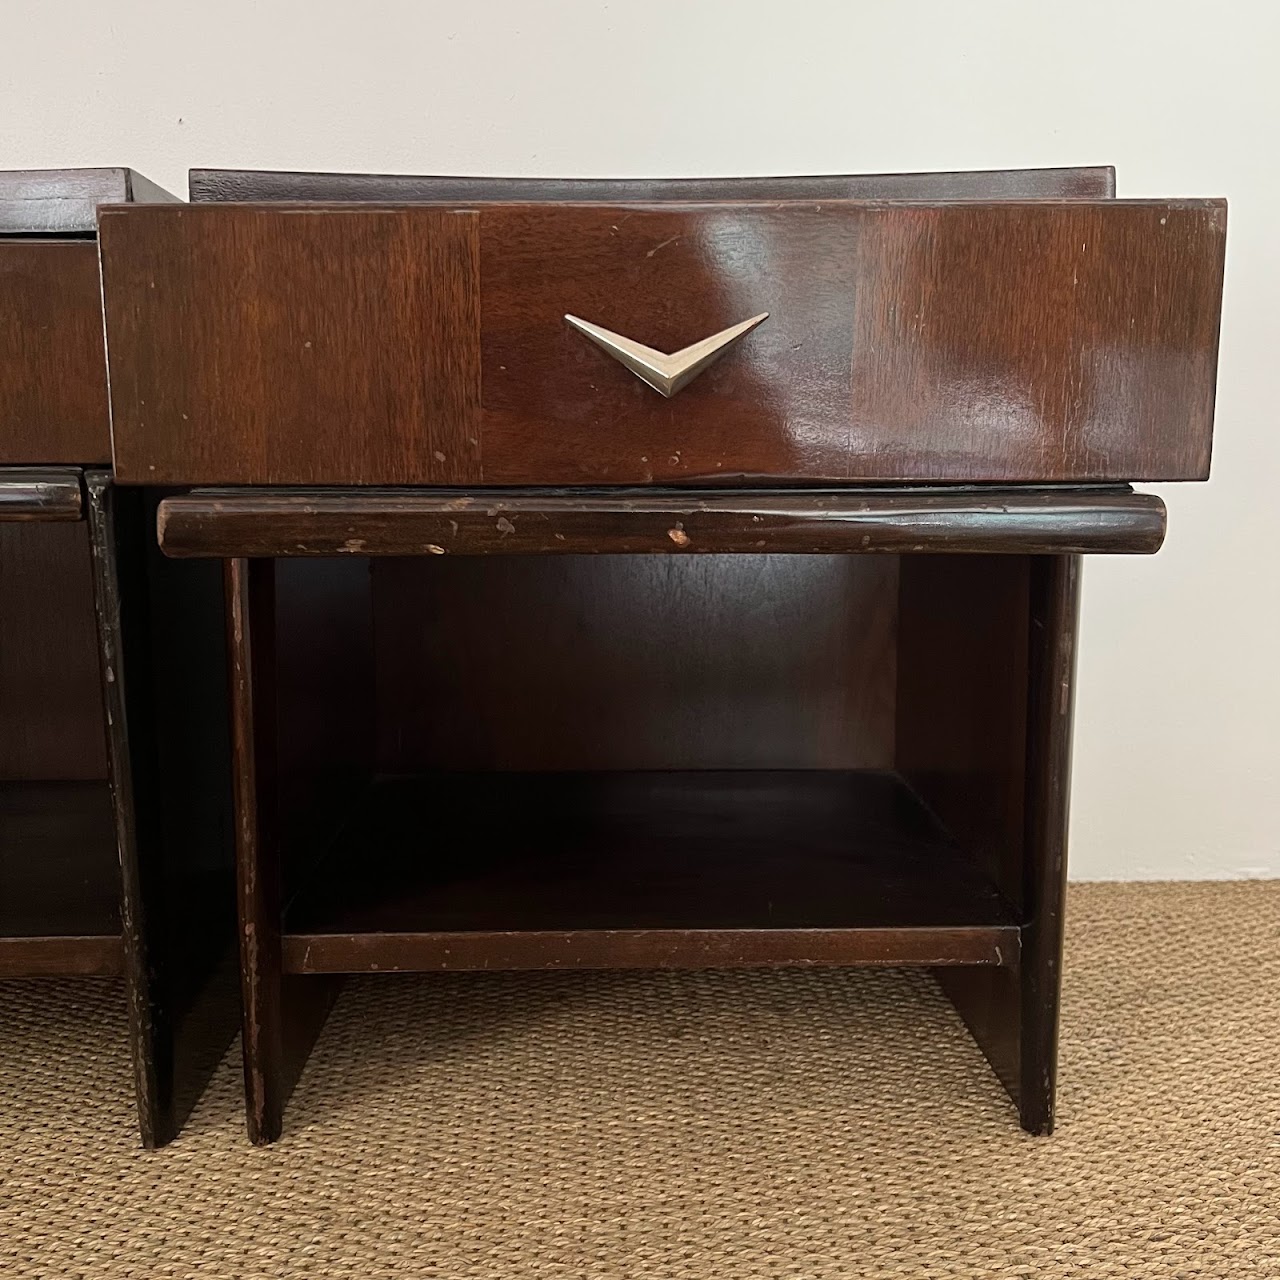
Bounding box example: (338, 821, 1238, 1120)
(241, 544, 1049, 981)
(0, 501, 121, 977)
(221, 495, 1086, 1139)
(281, 769, 1019, 973)
(0, 781, 122, 975)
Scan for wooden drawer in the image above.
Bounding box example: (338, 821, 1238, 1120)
(0, 168, 176, 467)
(0, 241, 111, 465)
(99, 199, 1225, 486)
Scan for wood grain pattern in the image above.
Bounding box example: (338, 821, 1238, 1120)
(896, 555, 1032, 909)
(101, 200, 1224, 486)
(100, 206, 481, 485)
(87, 476, 242, 1145)
(171, 166, 1134, 1141)
(0, 167, 174, 234)
(897, 554, 1082, 1135)
(226, 558, 340, 1144)
(226, 556, 287, 1143)
(0, 469, 82, 520)
(96, 480, 242, 1145)
(284, 927, 1016, 974)
(848, 204, 1225, 482)
(1017, 555, 1081, 1134)
(372, 555, 897, 772)
(896, 555, 1032, 1122)
(479, 201, 1225, 484)
(0, 241, 111, 465)
(188, 165, 1116, 204)
(156, 486, 1167, 558)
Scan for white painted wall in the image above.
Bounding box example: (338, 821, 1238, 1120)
(3, 1, 1276, 878)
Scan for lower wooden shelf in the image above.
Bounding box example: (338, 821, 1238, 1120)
(0, 781, 123, 976)
(281, 771, 1019, 974)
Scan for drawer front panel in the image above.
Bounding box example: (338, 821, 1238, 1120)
(103, 207, 481, 485)
(0, 241, 111, 465)
(845, 203, 1224, 482)
(100, 201, 1224, 485)
(481, 204, 859, 483)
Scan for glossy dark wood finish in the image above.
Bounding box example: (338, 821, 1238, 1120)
(99, 200, 1224, 486)
(102, 206, 481, 486)
(847, 206, 1223, 484)
(157, 486, 1166, 558)
(84, 475, 160, 1131)
(896, 555, 1031, 1119)
(481, 200, 1223, 485)
(1018, 555, 1081, 1134)
(85, 474, 240, 1146)
(372, 554, 896, 773)
(0, 168, 176, 467)
(0, 166, 236, 1139)
(0, 167, 174, 235)
(197, 166, 1194, 1142)
(281, 771, 1018, 974)
(227, 558, 340, 1144)
(896, 556, 1031, 911)
(189, 165, 1116, 203)
(0, 469, 82, 519)
(227, 556, 286, 1142)
(897, 554, 1081, 1134)
(0, 242, 111, 465)
(117, 487, 240, 1146)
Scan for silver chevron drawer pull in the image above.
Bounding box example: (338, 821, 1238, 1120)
(564, 312, 768, 397)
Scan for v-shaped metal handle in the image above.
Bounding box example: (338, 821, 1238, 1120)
(564, 312, 769, 397)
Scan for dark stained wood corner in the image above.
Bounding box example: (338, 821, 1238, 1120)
(156, 486, 1167, 559)
(0, 167, 177, 235)
(188, 164, 1117, 204)
(0, 241, 113, 466)
(0, 166, 178, 466)
(0, 468, 83, 520)
(83, 472, 241, 1146)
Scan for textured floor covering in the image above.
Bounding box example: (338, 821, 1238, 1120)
(1, 882, 1277, 1278)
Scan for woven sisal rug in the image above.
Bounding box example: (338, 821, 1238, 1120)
(1, 881, 1277, 1277)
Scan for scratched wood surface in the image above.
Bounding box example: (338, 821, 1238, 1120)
(154, 487, 1168, 558)
(99, 200, 1225, 486)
